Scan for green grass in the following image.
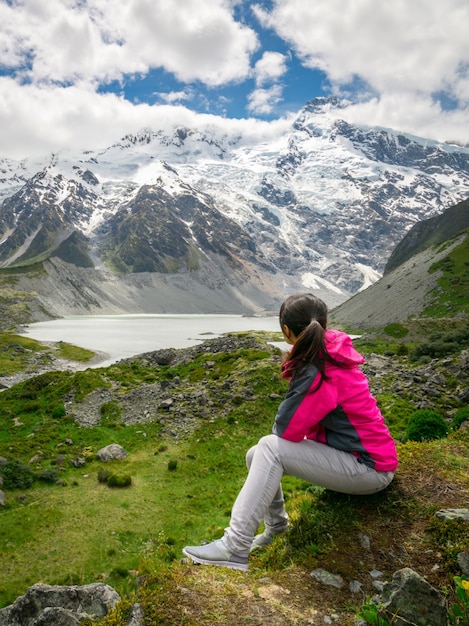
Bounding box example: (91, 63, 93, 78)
(55, 342, 95, 362)
(0, 341, 285, 607)
(1, 333, 469, 624)
(0, 397, 283, 606)
(0, 332, 48, 375)
(423, 232, 469, 317)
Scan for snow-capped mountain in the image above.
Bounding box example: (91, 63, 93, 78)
(1, 97, 468, 313)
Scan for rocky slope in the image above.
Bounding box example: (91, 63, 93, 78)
(330, 233, 466, 327)
(331, 196, 469, 328)
(0, 254, 289, 332)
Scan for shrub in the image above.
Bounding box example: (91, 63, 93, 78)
(167, 460, 178, 471)
(98, 468, 112, 483)
(51, 406, 66, 419)
(1, 459, 35, 490)
(396, 344, 408, 356)
(107, 473, 132, 488)
(405, 409, 448, 442)
(384, 323, 408, 339)
(452, 406, 469, 431)
(100, 401, 121, 423)
(37, 469, 59, 484)
(410, 328, 469, 362)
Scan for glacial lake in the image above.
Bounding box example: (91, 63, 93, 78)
(22, 314, 282, 367)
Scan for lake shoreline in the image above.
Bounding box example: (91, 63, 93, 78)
(20, 313, 281, 369)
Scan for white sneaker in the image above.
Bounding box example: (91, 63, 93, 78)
(183, 539, 249, 571)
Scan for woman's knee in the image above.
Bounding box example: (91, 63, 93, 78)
(245, 445, 257, 468)
(246, 435, 278, 468)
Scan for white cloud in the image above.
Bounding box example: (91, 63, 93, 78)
(254, 0, 469, 95)
(0, 76, 293, 159)
(254, 0, 469, 142)
(156, 90, 194, 105)
(253, 51, 288, 86)
(1, 0, 469, 159)
(247, 84, 283, 115)
(2, 0, 259, 86)
(340, 94, 469, 146)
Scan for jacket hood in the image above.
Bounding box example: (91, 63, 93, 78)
(325, 329, 365, 366)
(282, 329, 365, 378)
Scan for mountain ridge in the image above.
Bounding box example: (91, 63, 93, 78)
(1, 97, 469, 317)
(331, 199, 469, 327)
(384, 198, 469, 273)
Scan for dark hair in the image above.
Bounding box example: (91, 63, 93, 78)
(279, 292, 339, 382)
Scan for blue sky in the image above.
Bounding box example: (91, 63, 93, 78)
(105, 10, 329, 120)
(1, 0, 468, 159)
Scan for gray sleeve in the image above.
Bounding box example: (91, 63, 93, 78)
(272, 364, 319, 437)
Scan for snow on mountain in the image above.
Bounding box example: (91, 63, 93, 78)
(1, 97, 468, 308)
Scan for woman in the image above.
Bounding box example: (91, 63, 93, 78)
(183, 293, 398, 571)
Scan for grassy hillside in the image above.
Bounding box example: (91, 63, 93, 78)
(384, 198, 469, 274)
(331, 230, 469, 328)
(422, 230, 469, 316)
(0, 331, 468, 625)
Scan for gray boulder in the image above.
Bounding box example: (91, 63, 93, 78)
(458, 552, 469, 576)
(0, 582, 120, 626)
(435, 508, 469, 522)
(96, 444, 128, 462)
(380, 568, 446, 626)
(33, 606, 81, 625)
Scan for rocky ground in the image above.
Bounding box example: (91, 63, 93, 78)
(3, 331, 468, 441)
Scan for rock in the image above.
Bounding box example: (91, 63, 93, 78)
(380, 568, 446, 626)
(96, 444, 128, 462)
(457, 552, 469, 576)
(435, 508, 469, 522)
(33, 606, 81, 625)
(70, 457, 86, 468)
(0, 490, 5, 506)
(0, 582, 120, 626)
(310, 568, 344, 588)
(125, 602, 145, 625)
(159, 398, 174, 410)
(349, 581, 362, 593)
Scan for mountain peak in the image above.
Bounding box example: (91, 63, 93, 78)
(1, 103, 469, 311)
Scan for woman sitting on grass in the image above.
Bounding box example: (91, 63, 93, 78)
(183, 292, 398, 571)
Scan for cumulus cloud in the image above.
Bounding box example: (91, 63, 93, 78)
(253, 0, 469, 95)
(156, 90, 194, 105)
(253, 0, 469, 141)
(1, 0, 259, 86)
(253, 51, 288, 86)
(0, 76, 293, 159)
(247, 84, 284, 115)
(1, 0, 469, 159)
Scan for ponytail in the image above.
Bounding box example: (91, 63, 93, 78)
(285, 318, 328, 380)
(279, 293, 342, 385)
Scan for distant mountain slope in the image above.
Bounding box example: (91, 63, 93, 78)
(1, 97, 469, 315)
(330, 227, 469, 328)
(384, 198, 469, 273)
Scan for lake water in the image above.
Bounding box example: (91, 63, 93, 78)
(23, 314, 282, 367)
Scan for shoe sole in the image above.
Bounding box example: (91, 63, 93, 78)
(182, 548, 248, 572)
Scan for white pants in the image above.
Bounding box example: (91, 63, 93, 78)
(223, 434, 395, 556)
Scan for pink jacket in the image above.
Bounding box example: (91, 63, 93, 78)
(273, 330, 398, 472)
